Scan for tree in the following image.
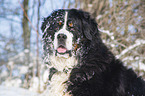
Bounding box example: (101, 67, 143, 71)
(21, 0, 32, 88)
(22, 0, 31, 51)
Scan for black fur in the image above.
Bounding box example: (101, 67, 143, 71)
(41, 9, 145, 96)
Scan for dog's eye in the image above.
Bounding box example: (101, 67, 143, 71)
(59, 21, 62, 26)
(68, 21, 73, 27)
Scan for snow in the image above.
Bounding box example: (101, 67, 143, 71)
(19, 65, 29, 74)
(24, 49, 30, 53)
(29, 77, 48, 92)
(96, 15, 102, 20)
(0, 85, 39, 96)
(99, 28, 114, 40)
(8, 61, 14, 66)
(0, 70, 8, 78)
(2, 79, 22, 87)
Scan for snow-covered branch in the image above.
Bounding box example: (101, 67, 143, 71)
(99, 29, 114, 40)
(116, 39, 145, 58)
(99, 29, 145, 60)
(99, 29, 127, 48)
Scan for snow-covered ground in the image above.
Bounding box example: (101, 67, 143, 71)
(0, 85, 39, 96)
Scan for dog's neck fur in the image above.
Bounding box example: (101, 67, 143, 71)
(48, 54, 77, 96)
(49, 55, 78, 72)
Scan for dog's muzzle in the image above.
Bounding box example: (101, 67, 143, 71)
(55, 34, 72, 57)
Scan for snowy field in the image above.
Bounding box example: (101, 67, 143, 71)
(0, 85, 39, 96)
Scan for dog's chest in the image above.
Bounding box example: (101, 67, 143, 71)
(48, 56, 77, 96)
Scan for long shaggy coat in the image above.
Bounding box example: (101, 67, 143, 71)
(41, 9, 145, 96)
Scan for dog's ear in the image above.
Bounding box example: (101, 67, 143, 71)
(82, 19, 93, 41)
(80, 11, 99, 41)
(41, 17, 50, 33)
(41, 18, 46, 32)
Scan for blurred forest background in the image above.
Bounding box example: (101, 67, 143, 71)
(0, 0, 145, 94)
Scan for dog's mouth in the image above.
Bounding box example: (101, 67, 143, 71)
(55, 45, 72, 57)
(57, 45, 67, 54)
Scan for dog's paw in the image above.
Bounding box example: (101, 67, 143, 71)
(69, 69, 87, 84)
(74, 73, 87, 83)
(69, 67, 95, 84)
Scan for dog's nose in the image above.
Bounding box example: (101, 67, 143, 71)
(57, 34, 67, 40)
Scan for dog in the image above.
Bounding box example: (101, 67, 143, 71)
(41, 9, 145, 96)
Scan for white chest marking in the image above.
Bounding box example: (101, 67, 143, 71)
(48, 11, 77, 96)
(48, 55, 77, 96)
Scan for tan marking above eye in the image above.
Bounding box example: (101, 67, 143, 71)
(73, 43, 78, 50)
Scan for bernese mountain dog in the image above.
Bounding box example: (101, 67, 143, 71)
(41, 9, 145, 96)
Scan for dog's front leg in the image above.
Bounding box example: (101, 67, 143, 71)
(67, 67, 95, 96)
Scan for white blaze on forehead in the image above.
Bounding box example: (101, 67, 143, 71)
(62, 11, 68, 29)
(54, 11, 73, 51)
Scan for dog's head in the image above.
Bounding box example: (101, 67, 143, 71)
(41, 9, 100, 58)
